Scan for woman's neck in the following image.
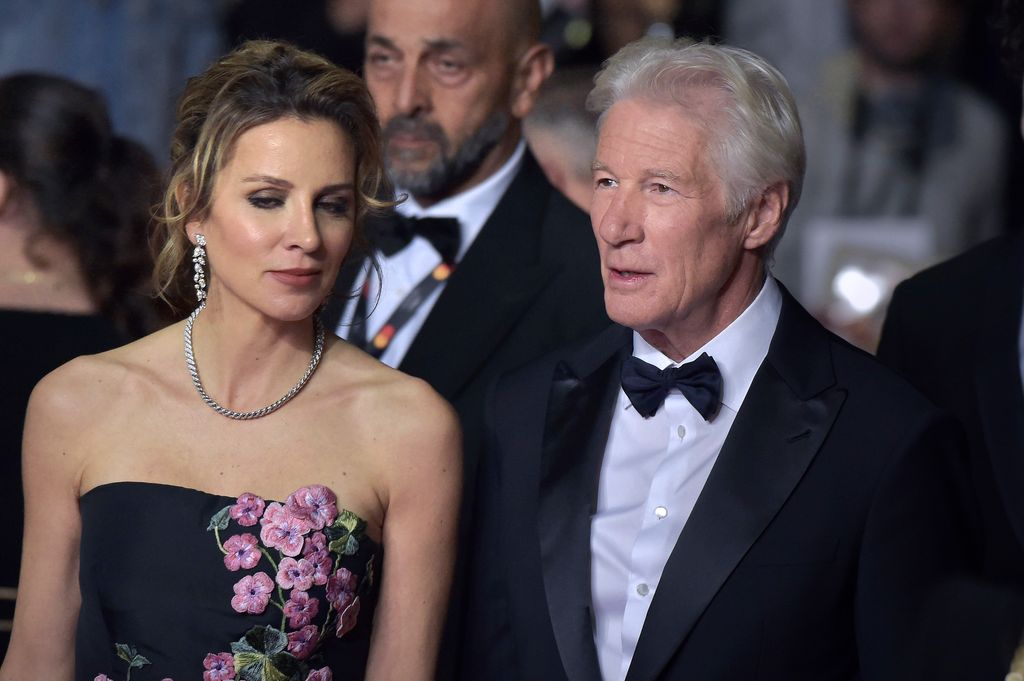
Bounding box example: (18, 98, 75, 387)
(185, 297, 320, 415)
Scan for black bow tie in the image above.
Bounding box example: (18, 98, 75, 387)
(620, 353, 723, 420)
(374, 213, 461, 264)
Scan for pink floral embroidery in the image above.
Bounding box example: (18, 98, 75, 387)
(306, 668, 333, 681)
(230, 493, 265, 527)
(326, 567, 358, 612)
(335, 596, 361, 638)
(95, 676, 112, 681)
(276, 557, 315, 591)
(230, 572, 274, 614)
(260, 502, 311, 557)
(283, 590, 320, 629)
(287, 624, 320, 660)
(303, 531, 327, 557)
(202, 652, 236, 681)
(308, 549, 332, 586)
(223, 533, 261, 571)
(285, 485, 338, 531)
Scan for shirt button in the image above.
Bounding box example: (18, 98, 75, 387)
(677, 425, 686, 439)
(636, 583, 650, 597)
(654, 506, 668, 519)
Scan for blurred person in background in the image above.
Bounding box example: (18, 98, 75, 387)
(776, 0, 1009, 351)
(0, 73, 165, 657)
(1, 0, 224, 162)
(523, 66, 600, 211)
(876, 0, 1024, 675)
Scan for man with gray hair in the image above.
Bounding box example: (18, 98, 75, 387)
(463, 38, 970, 681)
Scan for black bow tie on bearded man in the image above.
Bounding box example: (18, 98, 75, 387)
(373, 212, 461, 264)
(620, 352, 723, 420)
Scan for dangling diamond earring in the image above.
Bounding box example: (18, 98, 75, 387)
(192, 234, 207, 303)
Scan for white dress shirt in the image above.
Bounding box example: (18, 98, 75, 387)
(591, 277, 783, 681)
(336, 140, 526, 367)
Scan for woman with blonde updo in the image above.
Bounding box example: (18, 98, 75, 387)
(0, 41, 460, 681)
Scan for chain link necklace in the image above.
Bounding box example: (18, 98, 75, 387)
(183, 303, 326, 420)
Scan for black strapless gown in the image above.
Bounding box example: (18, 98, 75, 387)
(76, 482, 380, 681)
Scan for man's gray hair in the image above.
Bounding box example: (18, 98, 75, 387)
(587, 38, 805, 253)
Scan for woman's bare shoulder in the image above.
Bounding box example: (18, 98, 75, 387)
(29, 322, 183, 423)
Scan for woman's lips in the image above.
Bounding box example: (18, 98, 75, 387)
(269, 268, 321, 287)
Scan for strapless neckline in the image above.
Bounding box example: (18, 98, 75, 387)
(80, 480, 380, 546)
(76, 479, 381, 680)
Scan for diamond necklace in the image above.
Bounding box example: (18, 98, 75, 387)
(183, 303, 326, 420)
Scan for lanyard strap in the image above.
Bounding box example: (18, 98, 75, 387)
(348, 262, 455, 358)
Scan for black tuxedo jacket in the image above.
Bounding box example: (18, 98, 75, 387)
(877, 234, 1024, 676)
(324, 151, 607, 493)
(465, 287, 970, 681)
(322, 151, 608, 680)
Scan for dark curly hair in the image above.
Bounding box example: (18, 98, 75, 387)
(153, 40, 391, 315)
(0, 73, 166, 338)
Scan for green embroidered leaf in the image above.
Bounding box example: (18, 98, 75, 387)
(231, 625, 302, 681)
(331, 509, 365, 536)
(231, 625, 288, 656)
(115, 643, 135, 662)
(345, 535, 361, 556)
(327, 534, 348, 555)
(364, 555, 375, 588)
(207, 505, 233, 531)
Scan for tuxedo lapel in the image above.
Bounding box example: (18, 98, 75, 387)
(975, 236, 1024, 547)
(399, 155, 557, 399)
(625, 290, 846, 681)
(537, 325, 630, 681)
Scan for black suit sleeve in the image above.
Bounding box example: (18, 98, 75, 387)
(458, 376, 519, 681)
(855, 410, 975, 680)
(876, 281, 914, 376)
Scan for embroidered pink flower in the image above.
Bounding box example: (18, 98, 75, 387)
(306, 668, 333, 681)
(230, 572, 274, 614)
(284, 590, 320, 629)
(260, 502, 311, 556)
(276, 557, 315, 591)
(230, 493, 265, 527)
(95, 676, 112, 681)
(202, 652, 236, 681)
(335, 596, 361, 638)
(326, 567, 358, 611)
(308, 549, 332, 586)
(303, 531, 327, 557)
(285, 485, 338, 530)
(222, 533, 261, 571)
(287, 624, 319, 660)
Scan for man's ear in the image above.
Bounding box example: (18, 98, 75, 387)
(510, 43, 555, 120)
(742, 182, 789, 252)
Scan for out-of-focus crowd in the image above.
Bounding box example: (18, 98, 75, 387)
(0, 0, 1020, 663)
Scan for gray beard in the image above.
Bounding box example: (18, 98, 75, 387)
(383, 111, 510, 199)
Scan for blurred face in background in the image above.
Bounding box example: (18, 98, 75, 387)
(363, 0, 549, 202)
(849, 0, 962, 72)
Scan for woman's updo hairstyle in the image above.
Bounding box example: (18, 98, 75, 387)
(153, 40, 390, 314)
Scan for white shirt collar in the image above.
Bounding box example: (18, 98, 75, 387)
(395, 139, 526, 260)
(631, 276, 783, 413)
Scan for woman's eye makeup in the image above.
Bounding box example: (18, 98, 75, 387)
(247, 193, 284, 209)
(317, 196, 350, 217)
